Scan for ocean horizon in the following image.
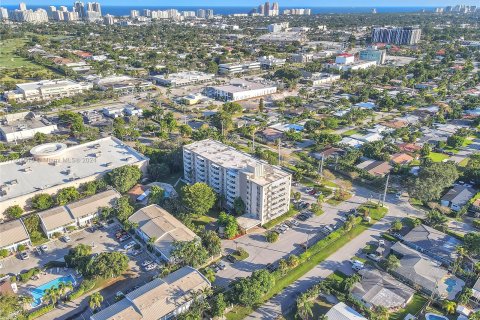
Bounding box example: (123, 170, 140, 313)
(2, 5, 437, 16)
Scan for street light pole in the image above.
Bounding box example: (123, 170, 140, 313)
(382, 174, 390, 206)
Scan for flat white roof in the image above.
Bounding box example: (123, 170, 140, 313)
(0, 137, 147, 203)
(210, 79, 276, 94)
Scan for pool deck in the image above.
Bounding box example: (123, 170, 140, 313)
(437, 275, 465, 300)
(19, 268, 80, 310)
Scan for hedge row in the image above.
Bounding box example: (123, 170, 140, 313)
(27, 304, 55, 320)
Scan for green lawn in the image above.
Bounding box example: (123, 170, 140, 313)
(458, 158, 470, 167)
(191, 215, 216, 227)
(226, 208, 388, 320)
(0, 38, 38, 68)
(232, 249, 249, 261)
(428, 152, 449, 162)
(341, 129, 359, 137)
(390, 294, 428, 320)
(362, 244, 378, 254)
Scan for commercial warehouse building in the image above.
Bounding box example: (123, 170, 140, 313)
(0, 137, 148, 216)
(4, 79, 92, 103)
(205, 79, 277, 102)
(151, 71, 215, 87)
(183, 140, 291, 228)
(0, 112, 57, 143)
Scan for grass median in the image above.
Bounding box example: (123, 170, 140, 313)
(226, 205, 387, 320)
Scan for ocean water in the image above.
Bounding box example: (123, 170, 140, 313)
(3, 5, 436, 16)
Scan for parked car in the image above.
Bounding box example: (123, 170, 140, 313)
(218, 262, 226, 270)
(141, 260, 153, 267)
(20, 251, 29, 260)
(124, 241, 136, 250)
(129, 249, 142, 256)
(296, 214, 307, 221)
(378, 239, 385, 247)
(62, 235, 71, 243)
(40, 245, 48, 253)
(324, 226, 333, 233)
(291, 219, 299, 226)
(119, 234, 131, 242)
(145, 263, 158, 271)
(305, 187, 314, 193)
(350, 259, 364, 271)
(226, 255, 237, 263)
(367, 253, 382, 262)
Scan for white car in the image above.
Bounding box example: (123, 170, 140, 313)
(378, 240, 385, 247)
(350, 259, 364, 271)
(62, 235, 71, 242)
(40, 245, 48, 252)
(305, 187, 314, 193)
(124, 241, 136, 250)
(145, 263, 158, 271)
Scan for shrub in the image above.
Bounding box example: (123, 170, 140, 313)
(68, 279, 96, 301)
(0, 249, 9, 258)
(473, 220, 480, 229)
(4, 205, 24, 220)
(27, 304, 55, 319)
(19, 267, 40, 283)
(17, 244, 26, 252)
(265, 231, 279, 243)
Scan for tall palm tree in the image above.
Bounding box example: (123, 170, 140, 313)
(442, 300, 456, 314)
(45, 287, 59, 306)
(89, 292, 104, 311)
(296, 293, 313, 320)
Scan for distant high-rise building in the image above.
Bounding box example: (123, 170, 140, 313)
(10, 6, 48, 23)
(371, 27, 422, 45)
(130, 9, 139, 18)
(74, 2, 86, 20)
(271, 2, 279, 16)
(264, 1, 270, 16)
(103, 14, 115, 25)
(197, 9, 206, 18)
(59, 6, 68, 12)
(0, 7, 9, 20)
(258, 4, 265, 15)
(19, 2, 27, 11)
(143, 9, 151, 17)
(85, 2, 102, 21)
(205, 9, 214, 19)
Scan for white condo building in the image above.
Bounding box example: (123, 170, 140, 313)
(183, 140, 291, 228)
(206, 79, 277, 102)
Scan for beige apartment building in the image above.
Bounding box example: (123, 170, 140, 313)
(183, 140, 291, 228)
(4, 79, 92, 103)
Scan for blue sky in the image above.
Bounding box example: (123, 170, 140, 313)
(3, 0, 479, 6)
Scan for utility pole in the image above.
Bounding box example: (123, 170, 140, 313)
(382, 174, 390, 206)
(277, 138, 281, 164)
(319, 154, 324, 178)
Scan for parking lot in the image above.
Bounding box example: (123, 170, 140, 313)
(0, 222, 158, 278)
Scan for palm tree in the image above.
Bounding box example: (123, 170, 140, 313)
(442, 300, 456, 314)
(89, 292, 104, 311)
(296, 293, 313, 320)
(45, 287, 59, 306)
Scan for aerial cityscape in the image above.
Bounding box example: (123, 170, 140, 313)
(0, 1, 479, 320)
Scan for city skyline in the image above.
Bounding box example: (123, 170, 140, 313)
(2, 0, 480, 7)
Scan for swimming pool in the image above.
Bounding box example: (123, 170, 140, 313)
(286, 124, 304, 131)
(425, 313, 449, 320)
(444, 277, 457, 293)
(29, 275, 76, 307)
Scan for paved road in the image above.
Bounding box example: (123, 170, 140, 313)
(244, 186, 423, 319)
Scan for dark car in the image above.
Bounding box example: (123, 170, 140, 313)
(226, 255, 237, 263)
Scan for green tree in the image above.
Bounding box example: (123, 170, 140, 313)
(182, 183, 216, 216)
(86, 252, 129, 279)
(45, 287, 60, 305)
(386, 255, 400, 271)
(265, 231, 279, 243)
(31, 193, 54, 210)
(59, 110, 85, 134)
(218, 212, 239, 239)
(296, 293, 314, 320)
(179, 124, 193, 138)
(463, 232, 480, 256)
(115, 196, 134, 222)
(233, 269, 275, 307)
(4, 205, 24, 220)
(210, 293, 226, 318)
(65, 244, 92, 273)
(56, 187, 80, 205)
(106, 165, 142, 193)
(258, 98, 264, 112)
(0, 294, 25, 318)
(233, 197, 246, 216)
(171, 240, 209, 267)
(447, 134, 465, 149)
(391, 219, 403, 232)
(89, 292, 104, 311)
(201, 230, 221, 257)
(425, 210, 448, 230)
(442, 300, 456, 314)
(409, 162, 459, 202)
(148, 185, 165, 205)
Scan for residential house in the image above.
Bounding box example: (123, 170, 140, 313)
(390, 242, 464, 299)
(128, 205, 198, 262)
(38, 206, 77, 238)
(390, 153, 414, 165)
(401, 224, 461, 265)
(90, 266, 210, 320)
(260, 128, 283, 142)
(471, 198, 480, 217)
(397, 143, 422, 154)
(0, 219, 31, 252)
(440, 185, 476, 212)
(356, 160, 392, 177)
(472, 277, 480, 300)
(352, 268, 415, 310)
(325, 302, 367, 320)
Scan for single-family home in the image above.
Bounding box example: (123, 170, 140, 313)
(401, 224, 461, 265)
(390, 242, 464, 299)
(90, 266, 210, 320)
(352, 268, 415, 310)
(128, 205, 198, 262)
(0, 219, 31, 252)
(260, 128, 283, 142)
(390, 153, 414, 165)
(325, 302, 367, 320)
(440, 185, 476, 212)
(356, 159, 392, 177)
